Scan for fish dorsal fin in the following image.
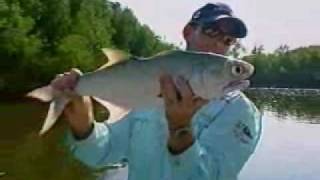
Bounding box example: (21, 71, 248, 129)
(98, 48, 130, 70)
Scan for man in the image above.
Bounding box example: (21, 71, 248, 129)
(54, 3, 262, 180)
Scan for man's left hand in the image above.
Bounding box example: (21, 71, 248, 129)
(159, 74, 208, 130)
(159, 74, 208, 153)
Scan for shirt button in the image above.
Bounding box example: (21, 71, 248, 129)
(175, 160, 180, 166)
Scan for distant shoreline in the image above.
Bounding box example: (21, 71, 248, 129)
(248, 87, 320, 91)
(1, 87, 319, 102)
(245, 87, 320, 96)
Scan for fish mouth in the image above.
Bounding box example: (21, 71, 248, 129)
(223, 80, 250, 94)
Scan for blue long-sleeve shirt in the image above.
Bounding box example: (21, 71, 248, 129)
(67, 92, 262, 180)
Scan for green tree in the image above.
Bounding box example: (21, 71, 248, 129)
(0, 0, 175, 98)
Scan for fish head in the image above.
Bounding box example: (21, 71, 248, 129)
(197, 53, 254, 98)
(220, 58, 254, 94)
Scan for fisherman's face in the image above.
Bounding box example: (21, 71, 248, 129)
(184, 24, 236, 55)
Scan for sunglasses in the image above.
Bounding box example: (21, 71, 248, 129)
(201, 26, 237, 46)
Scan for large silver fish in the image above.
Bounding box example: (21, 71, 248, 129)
(27, 49, 254, 135)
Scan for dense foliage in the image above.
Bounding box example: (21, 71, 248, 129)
(0, 0, 319, 98)
(0, 0, 175, 97)
(245, 45, 320, 88)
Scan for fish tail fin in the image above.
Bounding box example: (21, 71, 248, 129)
(39, 97, 70, 136)
(26, 86, 55, 102)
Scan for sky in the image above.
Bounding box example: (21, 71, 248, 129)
(111, 0, 319, 52)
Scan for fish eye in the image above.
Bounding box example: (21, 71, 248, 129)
(232, 65, 243, 76)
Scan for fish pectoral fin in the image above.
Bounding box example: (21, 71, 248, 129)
(92, 97, 131, 124)
(39, 97, 70, 136)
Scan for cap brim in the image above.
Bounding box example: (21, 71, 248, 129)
(214, 15, 247, 38)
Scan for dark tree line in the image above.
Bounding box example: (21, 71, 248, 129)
(0, 0, 319, 99)
(245, 45, 320, 88)
(0, 0, 175, 97)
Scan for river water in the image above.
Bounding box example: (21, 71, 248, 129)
(1, 89, 319, 180)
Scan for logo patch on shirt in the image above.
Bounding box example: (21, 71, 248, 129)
(233, 121, 253, 144)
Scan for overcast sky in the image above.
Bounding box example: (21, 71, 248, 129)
(112, 0, 319, 52)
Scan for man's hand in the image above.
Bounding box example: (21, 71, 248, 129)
(159, 74, 208, 154)
(51, 68, 94, 139)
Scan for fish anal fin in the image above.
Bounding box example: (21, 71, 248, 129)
(92, 97, 131, 124)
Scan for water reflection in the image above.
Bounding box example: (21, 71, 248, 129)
(239, 89, 320, 180)
(0, 89, 319, 179)
(0, 101, 96, 180)
(246, 89, 320, 124)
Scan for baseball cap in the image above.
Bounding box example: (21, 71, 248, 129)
(190, 3, 247, 38)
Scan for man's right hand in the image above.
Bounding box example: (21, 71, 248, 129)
(51, 68, 94, 139)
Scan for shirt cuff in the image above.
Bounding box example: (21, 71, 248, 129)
(64, 122, 111, 168)
(68, 121, 108, 144)
(169, 140, 203, 171)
